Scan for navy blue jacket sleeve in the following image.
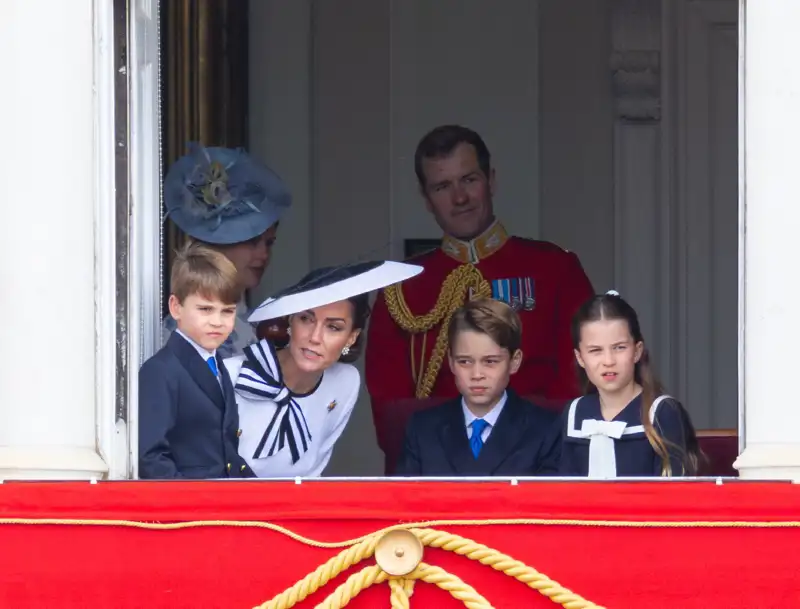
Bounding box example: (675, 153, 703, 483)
(395, 415, 422, 476)
(653, 400, 689, 476)
(138, 362, 183, 479)
(534, 414, 563, 475)
(556, 407, 579, 475)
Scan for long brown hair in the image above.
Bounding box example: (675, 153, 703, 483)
(571, 294, 700, 476)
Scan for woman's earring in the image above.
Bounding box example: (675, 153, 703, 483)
(341, 345, 350, 356)
(286, 327, 292, 336)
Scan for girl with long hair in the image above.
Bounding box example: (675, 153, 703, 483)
(559, 291, 701, 477)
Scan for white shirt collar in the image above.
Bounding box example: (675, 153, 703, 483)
(176, 329, 216, 362)
(461, 391, 508, 430)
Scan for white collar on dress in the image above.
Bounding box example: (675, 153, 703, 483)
(566, 394, 673, 478)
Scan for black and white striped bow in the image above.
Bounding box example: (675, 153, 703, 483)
(234, 340, 312, 464)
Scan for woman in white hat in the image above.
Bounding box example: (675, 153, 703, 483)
(226, 261, 422, 478)
(162, 143, 292, 357)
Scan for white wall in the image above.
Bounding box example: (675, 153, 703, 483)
(0, 0, 109, 479)
(249, 1, 314, 301)
(672, 0, 739, 428)
(539, 0, 615, 292)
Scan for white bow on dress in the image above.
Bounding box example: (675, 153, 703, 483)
(579, 419, 628, 478)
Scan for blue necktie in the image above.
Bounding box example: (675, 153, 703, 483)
(207, 356, 218, 377)
(470, 419, 490, 459)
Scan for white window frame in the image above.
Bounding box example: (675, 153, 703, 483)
(736, 0, 746, 455)
(127, 0, 164, 479)
(93, 0, 126, 479)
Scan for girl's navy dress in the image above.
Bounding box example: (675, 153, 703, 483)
(558, 393, 690, 477)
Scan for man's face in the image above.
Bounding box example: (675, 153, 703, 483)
(420, 142, 495, 240)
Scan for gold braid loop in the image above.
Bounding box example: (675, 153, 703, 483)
(413, 528, 598, 609)
(255, 527, 604, 609)
(383, 264, 491, 398)
(388, 579, 415, 609)
(253, 536, 380, 609)
(315, 563, 492, 609)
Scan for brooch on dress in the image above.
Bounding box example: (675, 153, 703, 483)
(327, 400, 337, 412)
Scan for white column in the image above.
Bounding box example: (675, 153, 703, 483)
(734, 0, 800, 479)
(0, 1, 109, 479)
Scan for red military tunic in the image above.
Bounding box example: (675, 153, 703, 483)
(365, 221, 594, 473)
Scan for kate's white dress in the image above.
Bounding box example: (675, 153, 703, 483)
(225, 339, 359, 478)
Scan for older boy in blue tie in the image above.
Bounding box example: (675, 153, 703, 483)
(396, 298, 560, 476)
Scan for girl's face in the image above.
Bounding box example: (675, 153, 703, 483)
(286, 301, 360, 375)
(214, 224, 278, 290)
(574, 319, 643, 394)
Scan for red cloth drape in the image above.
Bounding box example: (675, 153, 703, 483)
(0, 480, 798, 608)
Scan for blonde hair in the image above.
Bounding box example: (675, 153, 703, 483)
(170, 242, 243, 305)
(447, 298, 522, 354)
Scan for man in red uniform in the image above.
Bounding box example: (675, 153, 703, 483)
(365, 125, 595, 474)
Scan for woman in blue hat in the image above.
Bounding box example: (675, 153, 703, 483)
(162, 144, 292, 357)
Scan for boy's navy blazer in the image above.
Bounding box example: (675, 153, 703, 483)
(395, 390, 561, 477)
(138, 332, 253, 479)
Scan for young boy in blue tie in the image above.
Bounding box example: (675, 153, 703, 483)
(395, 298, 561, 476)
(139, 243, 253, 479)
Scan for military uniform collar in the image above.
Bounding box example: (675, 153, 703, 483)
(440, 220, 509, 264)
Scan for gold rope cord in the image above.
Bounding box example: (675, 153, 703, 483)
(388, 579, 417, 609)
(251, 527, 602, 609)
(3, 516, 800, 535)
(3, 516, 799, 608)
(313, 563, 493, 609)
(4, 516, 800, 535)
(384, 264, 491, 398)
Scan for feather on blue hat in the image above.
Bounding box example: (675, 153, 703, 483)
(164, 143, 292, 244)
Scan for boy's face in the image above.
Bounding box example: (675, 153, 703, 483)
(168, 293, 237, 352)
(448, 330, 522, 413)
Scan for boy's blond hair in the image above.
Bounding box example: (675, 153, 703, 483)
(170, 242, 243, 305)
(447, 298, 522, 354)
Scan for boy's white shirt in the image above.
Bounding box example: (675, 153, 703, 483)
(175, 328, 216, 360)
(175, 329, 221, 385)
(461, 390, 508, 442)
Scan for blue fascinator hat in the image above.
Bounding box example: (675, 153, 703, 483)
(163, 143, 292, 245)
